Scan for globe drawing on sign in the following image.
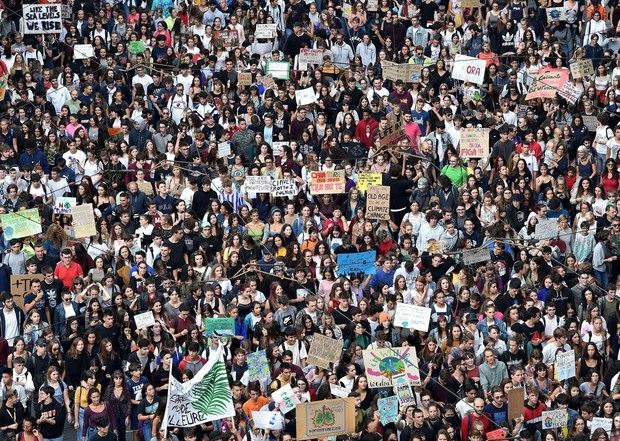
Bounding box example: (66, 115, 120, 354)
(367, 354, 406, 379)
(366, 347, 421, 383)
(312, 405, 336, 427)
(548, 9, 562, 19)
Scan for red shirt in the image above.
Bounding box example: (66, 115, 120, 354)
(54, 261, 84, 290)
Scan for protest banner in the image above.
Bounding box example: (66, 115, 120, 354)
(253, 411, 285, 430)
(451, 54, 487, 85)
(570, 59, 594, 79)
(128, 40, 145, 54)
(23, 4, 62, 34)
(299, 48, 324, 64)
(266, 61, 290, 80)
(378, 397, 399, 425)
(507, 388, 524, 419)
(546, 7, 566, 21)
(556, 350, 576, 380)
(296, 398, 355, 440)
(237, 72, 252, 86)
(272, 141, 288, 156)
(542, 410, 568, 430)
(558, 82, 583, 105)
(363, 347, 421, 387)
(0, 208, 42, 240)
(216, 30, 240, 49)
(535, 218, 558, 240)
(272, 178, 297, 198)
(307, 333, 343, 369)
(310, 170, 345, 194)
(526, 68, 569, 100)
(247, 350, 270, 381)
(590, 417, 613, 434)
(70, 203, 96, 238)
(357, 172, 382, 192)
(336, 250, 376, 276)
(203, 317, 236, 337)
(295, 87, 317, 106)
(134, 311, 156, 330)
(245, 176, 273, 193)
(393, 303, 432, 332)
(382, 61, 423, 83)
(255, 23, 277, 39)
(217, 142, 231, 158)
(462, 247, 490, 266)
(392, 373, 416, 405)
(366, 185, 390, 220)
(271, 383, 300, 413)
(53, 197, 77, 214)
(73, 44, 94, 60)
(459, 128, 490, 158)
(10, 274, 43, 310)
(165, 346, 234, 428)
(582, 114, 599, 132)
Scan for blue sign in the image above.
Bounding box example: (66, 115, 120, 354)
(336, 250, 377, 276)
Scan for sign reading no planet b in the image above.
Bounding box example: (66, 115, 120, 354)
(336, 250, 376, 276)
(23, 4, 62, 34)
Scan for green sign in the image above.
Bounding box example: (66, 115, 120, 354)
(129, 40, 145, 54)
(0, 208, 42, 240)
(266, 61, 290, 80)
(203, 317, 235, 337)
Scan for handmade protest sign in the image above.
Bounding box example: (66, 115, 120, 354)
(462, 247, 490, 266)
(295, 87, 316, 106)
(558, 82, 583, 105)
(255, 23, 277, 39)
(54, 197, 77, 214)
(363, 347, 421, 387)
(307, 333, 343, 369)
(366, 185, 390, 220)
(542, 410, 568, 430)
(452, 54, 487, 85)
(379, 124, 408, 146)
(247, 350, 270, 381)
(367, 0, 379, 10)
(459, 128, 490, 158)
(69, 204, 97, 238)
(134, 311, 156, 330)
(266, 61, 290, 80)
(238, 72, 252, 86)
(582, 114, 599, 132)
(299, 48, 324, 64)
(336, 250, 376, 276)
(271, 383, 300, 413)
(486, 429, 508, 441)
(23, 4, 62, 34)
(507, 388, 524, 419)
(526, 68, 569, 100)
(217, 142, 231, 158)
(357, 172, 382, 191)
(460, 0, 481, 7)
(535, 218, 558, 240)
(253, 411, 285, 430)
(296, 398, 355, 440)
(216, 30, 240, 49)
(245, 176, 273, 193)
(310, 170, 345, 194)
(546, 7, 566, 21)
(382, 61, 424, 83)
(570, 59, 594, 79)
(378, 397, 399, 425)
(73, 44, 94, 60)
(10, 274, 43, 310)
(272, 178, 297, 198)
(203, 317, 235, 337)
(392, 373, 415, 405)
(330, 384, 349, 398)
(129, 40, 145, 54)
(272, 141, 288, 156)
(0, 208, 42, 240)
(556, 350, 576, 380)
(393, 303, 431, 332)
(590, 417, 613, 434)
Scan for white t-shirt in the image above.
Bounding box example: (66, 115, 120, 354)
(3, 309, 18, 344)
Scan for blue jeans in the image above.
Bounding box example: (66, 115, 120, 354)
(76, 408, 84, 441)
(142, 420, 152, 441)
(595, 269, 609, 288)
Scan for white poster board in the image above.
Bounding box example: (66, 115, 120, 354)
(134, 311, 156, 329)
(393, 303, 431, 332)
(23, 4, 62, 34)
(295, 87, 316, 106)
(451, 54, 487, 85)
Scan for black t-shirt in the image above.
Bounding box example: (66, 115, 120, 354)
(193, 235, 221, 262)
(41, 278, 63, 311)
(165, 239, 188, 269)
(511, 321, 545, 343)
(333, 306, 353, 327)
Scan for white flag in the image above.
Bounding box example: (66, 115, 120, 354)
(164, 346, 235, 428)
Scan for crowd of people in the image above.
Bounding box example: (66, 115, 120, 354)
(0, 0, 619, 439)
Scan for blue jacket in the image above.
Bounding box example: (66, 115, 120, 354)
(18, 149, 49, 173)
(476, 318, 508, 341)
(53, 301, 80, 336)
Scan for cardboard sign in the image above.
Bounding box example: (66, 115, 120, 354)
(363, 347, 421, 388)
(203, 317, 236, 336)
(134, 311, 156, 329)
(307, 333, 343, 369)
(336, 250, 377, 276)
(23, 4, 62, 34)
(245, 176, 272, 193)
(266, 61, 290, 80)
(558, 82, 583, 105)
(296, 398, 356, 440)
(556, 349, 576, 380)
(247, 350, 270, 381)
(128, 40, 145, 54)
(253, 411, 285, 429)
(459, 128, 490, 158)
(507, 388, 524, 419)
(53, 197, 77, 214)
(238, 72, 252, 86)
(462, 247, 490, 266)
(357, 172, 382, 192)
(271, 383, 300, 413)
(366, 185, 390, 220)
(452, 54, 487, 85)
(534, 218, 558, 240)
(272, 178, 297, 198)
(461, 0, 481, 7)
(582, 114, 599, 132)
(570, 59, 595, 79)
(216, 30, 240, 49)
(379, 124, 408, 147)
(0, 208, 42, 240)
(310, 170, 345, 194)
(299, 48, 324, 65)
(546, 7, 566, 21)
(526, 68, 569, 100)
(393, 303, 432, 332)
(73, 44, 94, 60)
(70, 203, 96, 238)
(295, 87, 316, 106)
(217, 142, 231, 158)
(542, 410, 568, 429)
(382, 61, 423, 83)
(10, 274, 43, 310)
(378, 396, 399, 425)
(255, 23, 277, 39)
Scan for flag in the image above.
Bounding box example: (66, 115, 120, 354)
(164, 346, 235, 428)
